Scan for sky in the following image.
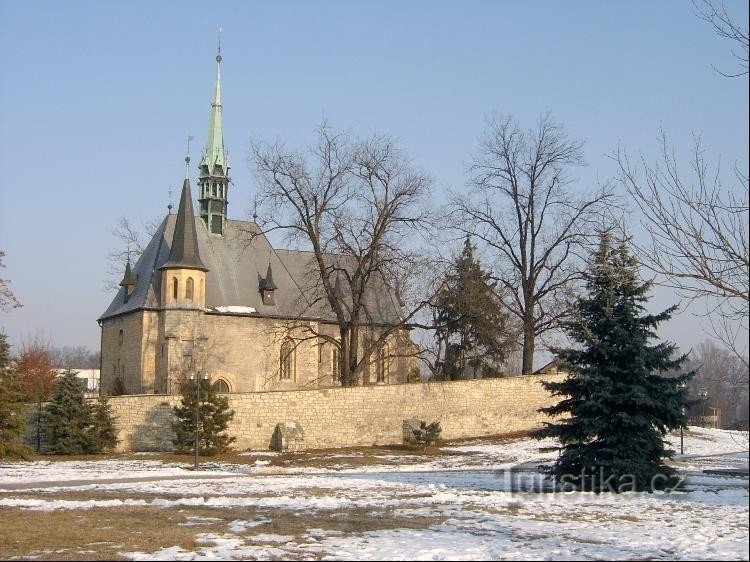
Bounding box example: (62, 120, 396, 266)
(0, 0, 747, 356)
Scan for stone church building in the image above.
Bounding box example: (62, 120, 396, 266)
(98, 49, 416, 395)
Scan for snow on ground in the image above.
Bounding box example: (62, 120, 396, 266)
(0, 458, 201, 484)
(0, 427, 747, 560)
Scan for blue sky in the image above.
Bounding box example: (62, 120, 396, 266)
(0, 0, 747, 355)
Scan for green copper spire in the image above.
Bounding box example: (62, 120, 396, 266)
(199, 48, 228, 173)
(198, 39, 231, 236)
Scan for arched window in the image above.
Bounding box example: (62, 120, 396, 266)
(118, 329, 124, 346)
(280, 339, 295, 380)
(212, 182, 217, 196)
(376, 345, 389, 384)
(212, 379, 230, 393)
(200, 278, 204, 301)
(186, 277, 194, 301)
(172, 277, 178, 300)
(331, 347, 340, 384)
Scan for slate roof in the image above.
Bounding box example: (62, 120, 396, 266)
(99, 216, 403, 325)
(159, 178, 207, 272)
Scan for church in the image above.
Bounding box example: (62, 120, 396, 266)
(98, 48, 417, 395)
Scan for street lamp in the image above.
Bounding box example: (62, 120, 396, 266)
(187, 372, 210, 469)
(678, 381, 687, 455)
(700, 388, 709, 427)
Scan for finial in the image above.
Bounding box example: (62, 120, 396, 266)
(252, 199, 258, 221)
(216, 26, 222, 63)
(168, 186, 173, 214)
(185, 135, 194, 179)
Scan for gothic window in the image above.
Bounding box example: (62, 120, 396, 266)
(118, 329, 123, 346)
(376, 345, 389, 384)
(331, 347, 340, 384)
(186, 277, 194, 301)
(200, 279, 204, 301)
(212, 182, 217, 196)
(212, 379, 230, 393)
(172, 277, 178, 300)
(280, 339, 295, 380)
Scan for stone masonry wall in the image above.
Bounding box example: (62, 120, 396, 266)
(109, 374, 563, 452)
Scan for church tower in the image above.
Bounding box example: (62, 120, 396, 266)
(198, 44, 230, 236)
(160, 157, 209, 308)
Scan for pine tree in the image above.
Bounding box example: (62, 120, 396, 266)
(173, 377, 235, 455)
(534, 231, 693, 492)
(0, 333, 30, 459)
(43, 369, 95, 455)
(87, 395, 119, 453)
(435, 237, 513, 379)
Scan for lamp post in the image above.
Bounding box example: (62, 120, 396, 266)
(187, 372, 209, 469)
(700, 388, 708, 427)
(678, 381, 687, 455)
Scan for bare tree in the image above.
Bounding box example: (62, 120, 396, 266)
(615, 133, 749, 366)
(694, 0, 749, 77)
(685, 339, 749, 429)
(105, 217, 160, 292)
(0, 250, 22, 312)
(452, 113, 613, 375)
(16, 339, 57, 452)
(251, 124, 433, 386)
(48, 345, 100, 369)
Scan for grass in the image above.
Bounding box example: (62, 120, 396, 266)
(0, 432, 548, 559)
(0, 499, 453, 560)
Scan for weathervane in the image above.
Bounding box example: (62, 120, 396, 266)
(217, 25, 222, 62)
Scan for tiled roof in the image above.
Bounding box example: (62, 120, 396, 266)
(99, 216, 402, 325)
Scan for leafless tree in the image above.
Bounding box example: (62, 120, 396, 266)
(105, 216, 161, 292)
(16, 338, 56, 452)
(0, 250, 22, 312)
(451, 113, 613, 375)
(694, 0, 749, 77)
(48, 345, 100, 369)
(615, 133, 749, 367)
(685, 339, 749, 430)
(251, 124, 434, 386)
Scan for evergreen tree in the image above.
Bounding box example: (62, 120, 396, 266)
(173, 377, 235, 455)
(0, 333, 30, 459)
(434, 237, 513, 379)
(534, 231, 693, 492)
(43, 369, 95, 455)
(87, 395, 119, 453)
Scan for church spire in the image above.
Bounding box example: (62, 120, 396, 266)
(198, 37, 231, 236)
(160, 176, 208, 272)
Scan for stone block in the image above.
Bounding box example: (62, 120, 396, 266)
(270, 420, 305, 452)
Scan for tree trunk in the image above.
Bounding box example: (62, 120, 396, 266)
(35, 398, 42, 453)
(521, 321, 535, 376)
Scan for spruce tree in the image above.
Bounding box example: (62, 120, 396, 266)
(0, 333, 30, 459)
(43, 369, 95, 455)
(435, 237, 512, 379)
(87, 395, 119, 453)
(173, 377, 235, 455)
(535, 231, 693, 492)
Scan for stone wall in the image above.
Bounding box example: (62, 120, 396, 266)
(108, 374, 563, 452)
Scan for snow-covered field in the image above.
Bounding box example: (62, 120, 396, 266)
(0, 427, 747, 560)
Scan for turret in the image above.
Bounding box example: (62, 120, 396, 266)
(160, 157, 208, 308)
